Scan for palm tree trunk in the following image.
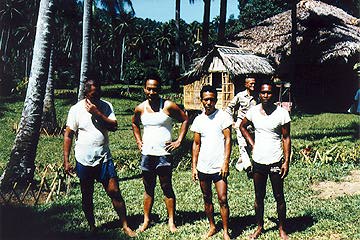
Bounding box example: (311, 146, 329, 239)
(0, 0, 54, 190)
(41, 47, 57, 134)
(175, 0, 180, 67)
(202, 0, 210, 55)
(120, 35, 125, 83)
(78, 0, 92, 101)
(291, 0, 297, 83)
(218, 0, 227, 44)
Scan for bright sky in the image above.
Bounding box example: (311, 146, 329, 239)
(131, 0, 239, 23)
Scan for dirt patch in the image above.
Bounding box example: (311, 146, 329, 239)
(311, 170, 360, 199)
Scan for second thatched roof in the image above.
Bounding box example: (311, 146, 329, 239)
(231, 0, 360, 65)
(181, 45, 274, 84)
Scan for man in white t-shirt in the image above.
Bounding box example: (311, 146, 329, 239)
(240, 81, 291, 240)
(191, 85, 232, 240)
(63, 78, 135, 237)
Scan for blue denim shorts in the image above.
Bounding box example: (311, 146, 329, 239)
(140, 155, 172, 172)
(198, 171, 223, 183)
(75, 159, 117, 183)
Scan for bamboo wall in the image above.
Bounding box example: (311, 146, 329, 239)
(183, 71, 234, 111)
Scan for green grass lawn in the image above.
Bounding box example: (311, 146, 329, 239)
(0, 88, 359, 240)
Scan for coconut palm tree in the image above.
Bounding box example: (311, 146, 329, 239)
(218, 0, 227, 44)
(77, 0, 92, 101)
(0, 0, 55, 189)
(202, 0, 210, 55)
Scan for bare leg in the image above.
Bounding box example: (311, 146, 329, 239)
(103, 178, 136, 237)
(269, 173, 288, 240)
(140, 171, 156, 232)
(158, 167, 177, 233)
(199, 180, 217, 238)
(214, 180, 230, 240)
(80, 179, 96, 232)
(249, 172, 267, 239)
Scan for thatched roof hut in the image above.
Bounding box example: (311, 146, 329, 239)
(232, 0, 360, 112)
(180, 45, 274, 110)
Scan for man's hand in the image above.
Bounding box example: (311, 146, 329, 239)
(85, 99, 100, 115)
(280, 161, 289, 179)
(136, 140, 143, 151)
(220, 163, 229, 179)
(192, 168, 198, 182)
(63, 161, 74, 175)
(164, 140, 181, 152)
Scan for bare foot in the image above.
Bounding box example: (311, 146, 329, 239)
(203, 226, 217, 239)
(249, 226, 263, 240)
(169, 222, 177, 233)
(123, 226, 136, 237)
(139, 221, 150, 232)
(223, 230, 231, 240)
(279, 228, 289, 240)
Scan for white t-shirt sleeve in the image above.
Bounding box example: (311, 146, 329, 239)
(66, 106, 78, 131)
(280, 108, 291, 125)
(190, 116, 200, 133)
(221, 111, 233, 130)
(245, 107, 254, 122)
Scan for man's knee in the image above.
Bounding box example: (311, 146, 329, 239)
(273, 192, 285, 204)
(161, 183, 175, 198)
(218, 195, 228, 208)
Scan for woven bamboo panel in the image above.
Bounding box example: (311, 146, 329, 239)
(183, 72, 234, 111)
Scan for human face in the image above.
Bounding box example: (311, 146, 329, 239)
(245, 78, 255, 92)
(259, 84, 273, 105)
(201, 91, 217, 115)
(86, 84, 100, 102)
(144, 79, 161, 101)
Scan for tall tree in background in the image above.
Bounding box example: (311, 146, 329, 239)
(41, 47, 57, 134)
(175, 0, 180, 68)
(202, 0, 210, 55)
(218, 0, 227, 44)
(0, 0, 54, 189)
(78, 0, 92, 101)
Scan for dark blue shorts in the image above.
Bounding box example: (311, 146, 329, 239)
(198, 171, 223, 183)
(252, 161, 282, 175)
(141, 155, 172, 172)
(75, 159, 117, 183)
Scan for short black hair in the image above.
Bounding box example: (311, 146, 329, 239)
(200, 85, 217, 99)
(144, 68, 161, 87)
(84, 78, 101, 96)
(260, 79, 275, 89)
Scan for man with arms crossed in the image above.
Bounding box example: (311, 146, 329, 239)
(226, 77, 257, 173)
(191, 85, 233, 240)
(63, 78, 135, 237)
(240, 81, 291, 240)
(132, 72, 189, 232)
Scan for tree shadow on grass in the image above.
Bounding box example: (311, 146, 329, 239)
(268, 215, 316, 234)
(175, 210, 206, 226)
(229, 215, 256, 238)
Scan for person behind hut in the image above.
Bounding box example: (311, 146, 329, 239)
(240, 81, 291, 240)
(191, 85, 232, 240)
(225, 77, 257, 174)
(131, 71, 189, 233)
(63, 78, 135, 237)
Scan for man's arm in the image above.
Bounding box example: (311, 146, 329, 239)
(192, 132, 201, 181)
(225, 94, 239, 117)
(164, 101, 189, 152)
(131, 105, 143, 151)
(281, 122, 291, 179)
(220, 126, 232, 179)
(240, 117, 255, 149)
(63, 127, 75, 174)
(85, 99, 118, 131)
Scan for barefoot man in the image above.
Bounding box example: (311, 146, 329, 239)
(191, 85, 232, 240)
(132, 71, 189, 233)
(240, 81, 291, 240)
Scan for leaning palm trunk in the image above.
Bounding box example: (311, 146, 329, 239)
(41, 48, 57, 134)
(78, 0, 92, 101)
(0, 0, 54, 190)
(202, 0, 210, 55)
(218, 0, 227, 44)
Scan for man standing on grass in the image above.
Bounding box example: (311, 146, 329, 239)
(63, 77, 135, 237)
(131, 71, 189, 233)
(240, 81, 291, 240)
(225, 77, 257, 175)
(191, 85, 232, 240)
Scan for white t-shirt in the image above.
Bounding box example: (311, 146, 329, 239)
(245, 104, 291, 165)
(190, 109, 233, 174)
(66, 99, 116, 166)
